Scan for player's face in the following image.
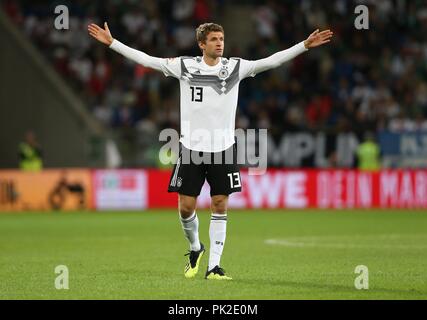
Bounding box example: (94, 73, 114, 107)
(201, 31, 224, 58)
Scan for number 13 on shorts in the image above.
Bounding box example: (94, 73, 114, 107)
(227, 172, 241, 189)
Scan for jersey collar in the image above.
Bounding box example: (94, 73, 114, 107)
(201, 56, 222, 69)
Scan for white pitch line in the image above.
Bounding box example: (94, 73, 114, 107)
(264, 237, 427, 250)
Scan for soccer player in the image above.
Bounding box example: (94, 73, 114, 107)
(88, 22, 333, 280)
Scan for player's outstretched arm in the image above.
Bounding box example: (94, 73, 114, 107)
(87, 22, 165, 72)
(248, 29, 333, 76)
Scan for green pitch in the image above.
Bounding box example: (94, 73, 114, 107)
(0, 210, 426, 300)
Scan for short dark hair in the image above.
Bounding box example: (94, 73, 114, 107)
(196, 23, 224, 43)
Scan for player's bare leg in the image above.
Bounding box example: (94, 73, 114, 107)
(206, 195, 232, 280)
(179, 194, 205, 278)
(178, 194, 197, 220)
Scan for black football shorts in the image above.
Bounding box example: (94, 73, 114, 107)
(168, 143, 242, 197)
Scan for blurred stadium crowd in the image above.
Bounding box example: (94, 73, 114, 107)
(3, 0, 427, 144)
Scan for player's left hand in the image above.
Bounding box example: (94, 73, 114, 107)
(88, 22, 113, 46)
(304, 29, 333, 49)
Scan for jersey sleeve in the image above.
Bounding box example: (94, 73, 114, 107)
(109, 39, 181, 79)
(238, 41, 308, 79)
(238, 59, 258, 79)
(160, 57, 181, 79)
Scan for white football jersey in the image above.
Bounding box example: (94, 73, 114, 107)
(159, 56, 258, 153)
(110, 39, 308, 152)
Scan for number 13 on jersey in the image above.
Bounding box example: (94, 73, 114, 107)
(190, 86, 203, 102)
(228, 172, 241, 188)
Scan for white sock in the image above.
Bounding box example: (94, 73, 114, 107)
(208, 213, 227, 271)
(179, 211, 201, 251)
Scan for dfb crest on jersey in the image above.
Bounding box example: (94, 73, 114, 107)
(219, 67, 229, 79)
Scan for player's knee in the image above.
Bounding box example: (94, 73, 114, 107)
(178, 194, 197, 219)
(211, 197, 228, 214)
(179, 201, 196, 219)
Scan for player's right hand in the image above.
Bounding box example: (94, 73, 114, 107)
(88, 22, 113, 46)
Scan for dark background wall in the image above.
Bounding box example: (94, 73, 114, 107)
(0, 9, 105, 168)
